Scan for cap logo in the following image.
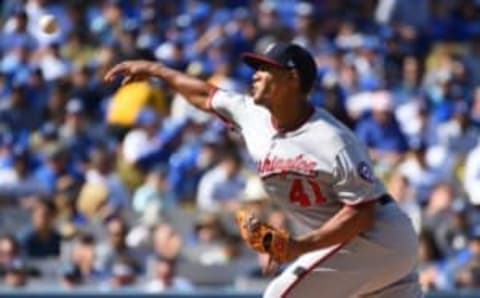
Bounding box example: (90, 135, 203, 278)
(264, 43, 276, 54)
(357, 161, 374, 183)
(287, 59, 295, 67)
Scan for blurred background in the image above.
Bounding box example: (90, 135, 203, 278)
(0, 0, 480, 297)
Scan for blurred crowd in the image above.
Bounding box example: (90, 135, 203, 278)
(1, 0, 480, 293)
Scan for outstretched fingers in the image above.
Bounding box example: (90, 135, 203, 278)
(104, 62, 129, 83)
(121, 74, 149, 86)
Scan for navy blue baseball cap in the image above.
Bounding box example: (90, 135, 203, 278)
(242, 42, 317, 93)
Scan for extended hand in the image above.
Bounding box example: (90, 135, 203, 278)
(104, 60, 161, 84)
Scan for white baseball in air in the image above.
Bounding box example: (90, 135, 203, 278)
(39, 14, 58, 34)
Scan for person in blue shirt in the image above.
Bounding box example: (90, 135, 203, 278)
(356, 91, 409, 164)
(0, 84, 43, 138)
(59, 99, 96, 167)
(168, 140, 218, 203)
(1, 11, 37, 53)
(33, 143, 83, 194)
(0, 145, 45, 200)
(442, 226, 480, 290)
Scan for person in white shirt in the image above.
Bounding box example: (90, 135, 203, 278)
(144, 256, 193, 293)
(398, 141, 454, 204)
(122, 108, 161, 165)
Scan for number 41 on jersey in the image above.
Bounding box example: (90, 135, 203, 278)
(289, 179, 326, 207)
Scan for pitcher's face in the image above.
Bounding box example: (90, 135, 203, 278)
(250, 65, 297, 108)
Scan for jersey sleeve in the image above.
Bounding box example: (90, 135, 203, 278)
(331, 145, 385, 206)
(206, 87, 250, 129)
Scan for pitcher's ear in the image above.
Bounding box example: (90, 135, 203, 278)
(289, 69, 299, 79)
(288, 69, 301, 89)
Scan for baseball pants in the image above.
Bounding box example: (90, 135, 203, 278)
(264, 208, 423, 297)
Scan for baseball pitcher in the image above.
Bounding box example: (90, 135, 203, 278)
(105, 42, 422, 298)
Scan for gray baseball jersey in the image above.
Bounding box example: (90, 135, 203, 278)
(209, 88, 385, 233)
(208, 89, 422, 297)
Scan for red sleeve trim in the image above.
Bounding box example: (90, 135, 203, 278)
(205, 85, 218, 113)
(205, 86, 234, 129)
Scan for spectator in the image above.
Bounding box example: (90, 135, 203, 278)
(45, 81, 70, 125)
(168, 137, 219, 203)
(0, 133, 14, 169)
(192, 213, 228, 246)
(84, 145, 129, 212)
(456, 263, 480, 289)
(398, 142, 452, 204)
(151, 223, 182, 261)
(122, 108, 162, 165)
(435, 102, 479, 158)
(0, 84, 42, 136)
(68, 66, 101, 118)
(423, 184, 458, 257)
(0, 145, 44, 199)
(187, 213, 233, 265)
(1, 10, 37, 52)
(60, 262, 83, 289)
(0, 46, 31, 85)
(387, 172, 422, 233)
(464, 139, 480, 205)
(20, 199, 61, 258)
(26, 68, 49, 111)
(145, 256, 193, 293)
(355, 90, 409, 165)
(395, 98, 433, 148)
(471, 87, 480, 127)
(33, 143, 82, 194)
(3, 258, 29, 288)
(196, 151, 246, 212)
(316, 77, 354, 129)
(418, 230, 445, 291)
(59, 98, 96, 166)
(439, 200, 471, 256)
(392, 56, 424, 104)
(54, 177, 87, 238)
(0, 234, 21, 277)
(96, 216, 142, 276)
(447, 227, 480, 290)
(30, 122, 60, 153)
(38, 43, 71, 82)
(132, 164, 173, 219)
(107, 256, 138, 289)
(69, 233, 100, 282)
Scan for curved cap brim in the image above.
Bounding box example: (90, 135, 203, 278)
(241, 53, 287, 69)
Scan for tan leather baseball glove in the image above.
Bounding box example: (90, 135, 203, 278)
(235, 209, 290, 263)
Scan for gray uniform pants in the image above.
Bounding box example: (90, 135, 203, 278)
(264, 206, 423, 298)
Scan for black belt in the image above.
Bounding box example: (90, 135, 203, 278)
(377, 194, 394, 206)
